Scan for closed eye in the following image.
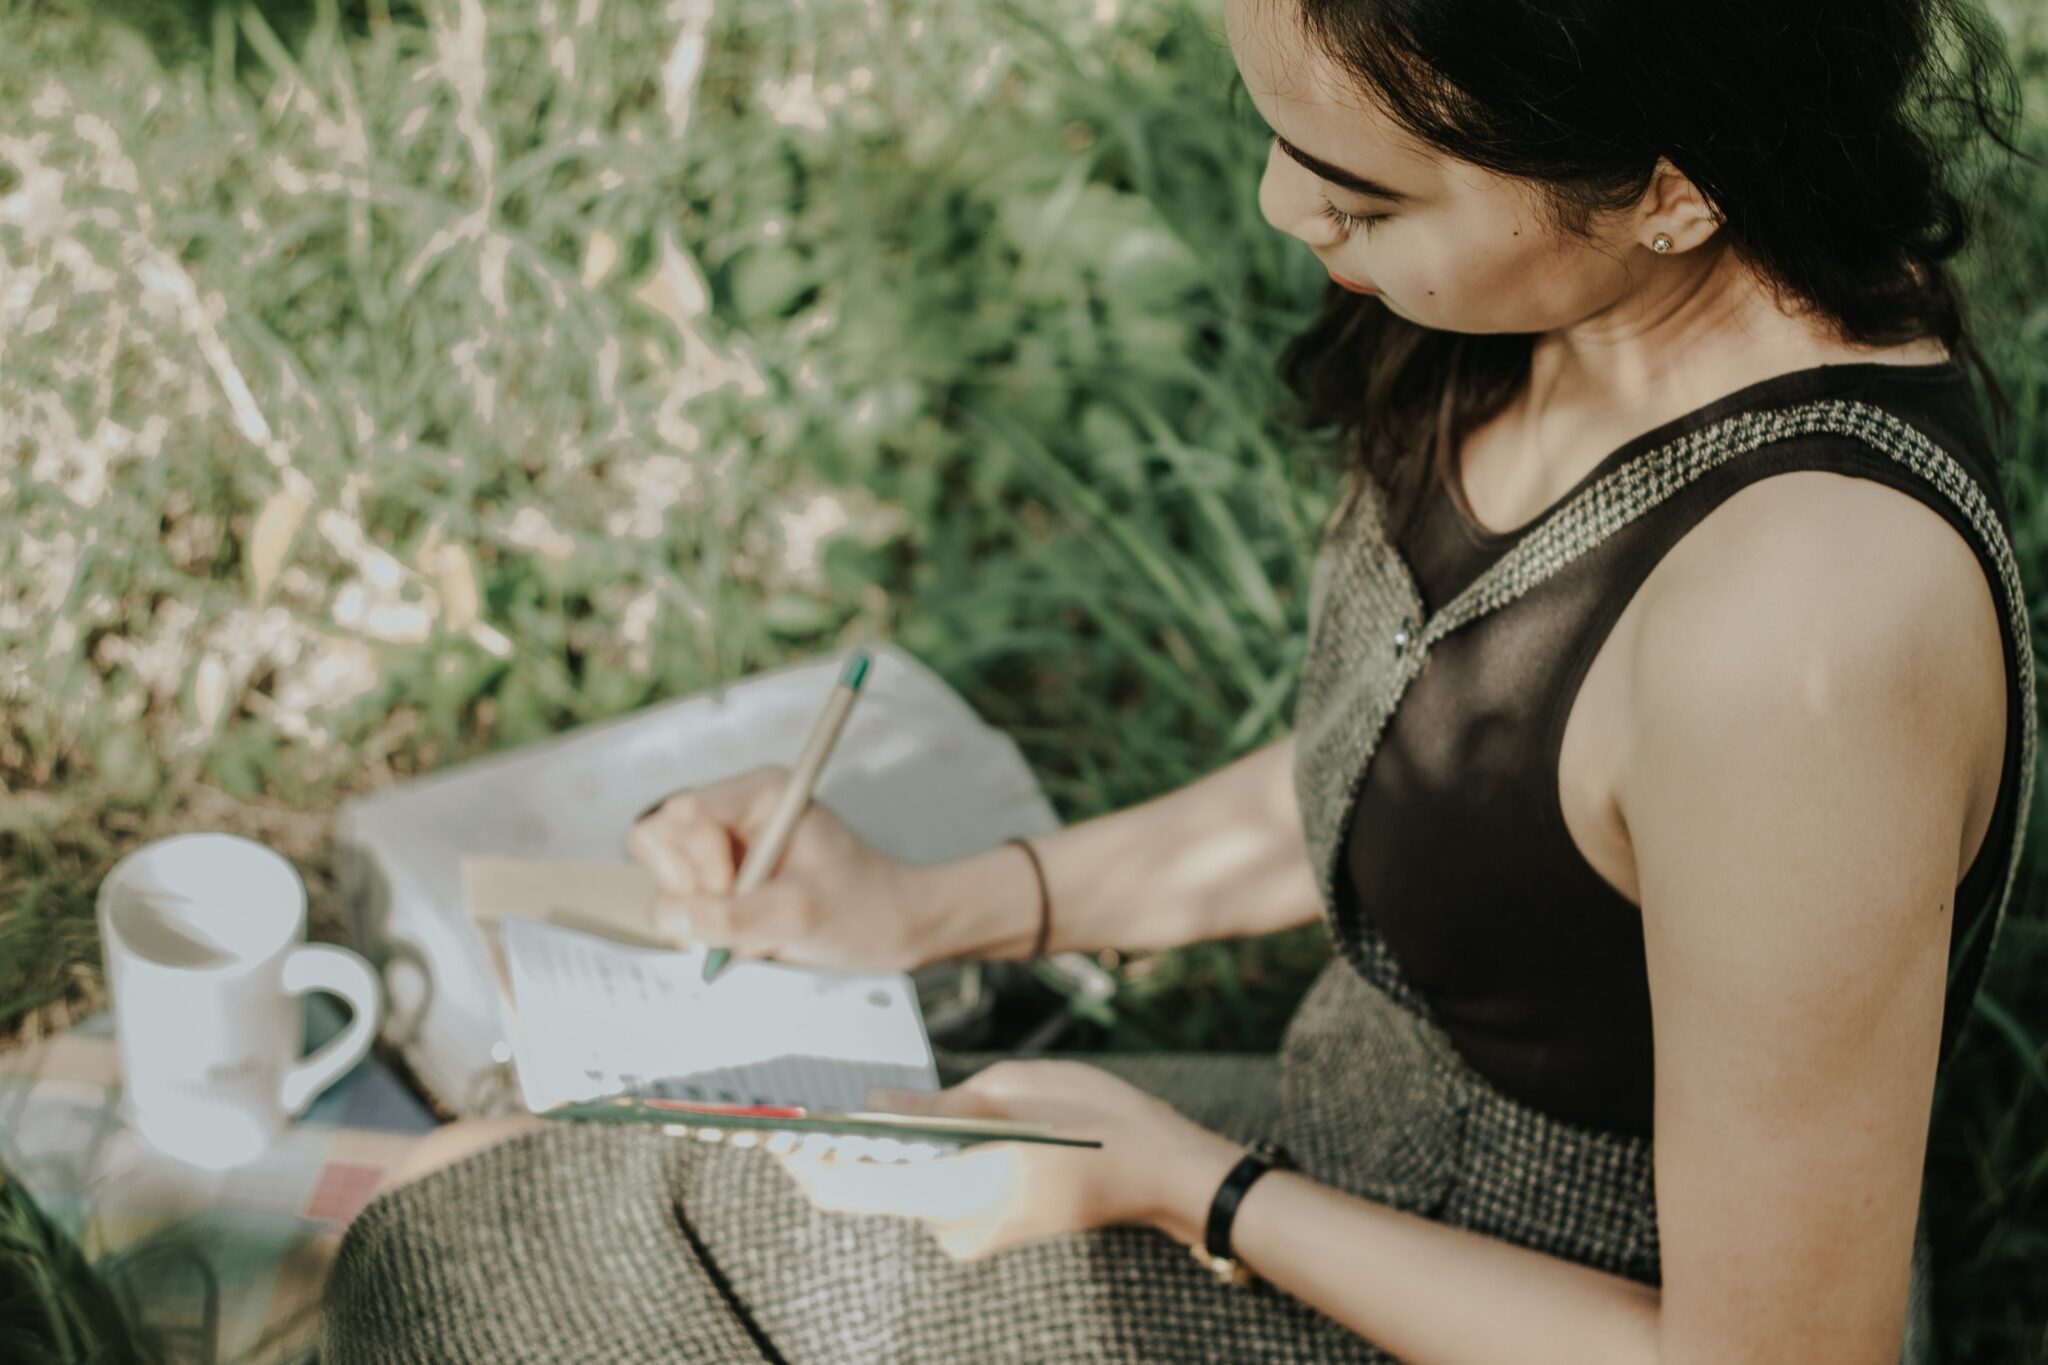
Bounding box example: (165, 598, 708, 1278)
(1310, 193, 1392, 239)
(1318, 193, 1390, 237)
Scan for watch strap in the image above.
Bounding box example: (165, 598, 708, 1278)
(1202, 1138, 1292, 1265)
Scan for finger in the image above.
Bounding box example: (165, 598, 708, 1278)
(663, 809, 737, 897)
(634, 787, 685, 826)
(865, 1083, 1004, 1121)
(651, 893, 700, 944)
(779, 1146, 1011, 1222)
(865, 1085, 928, 1112)
(636, 795, 722, 892)
(663, 785, 772, 890)
(654, 891, 743, 951)
(654, 881, 812, 957)
(654, 893, 721, 949)
(726, 763, 802, 837)
(926, 1214, 1001, 1263)
(627, 822, 697, 895)
(958, 1059, 1067, 1105)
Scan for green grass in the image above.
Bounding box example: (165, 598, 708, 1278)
(0, 1167, 160, 1365)
(0, 0, 2044, 1358)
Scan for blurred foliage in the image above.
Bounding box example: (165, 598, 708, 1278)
(0, 0, 2044, 1357)
(0, 1163, 165, 1365)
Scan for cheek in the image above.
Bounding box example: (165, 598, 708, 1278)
(1360, 226, 1486, 311)
(1391, 227, 1578, 328)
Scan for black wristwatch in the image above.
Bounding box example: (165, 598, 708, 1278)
(1191, 1138, 1293, 1286)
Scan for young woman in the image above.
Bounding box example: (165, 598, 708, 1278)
(322, 0, 2035, 1360)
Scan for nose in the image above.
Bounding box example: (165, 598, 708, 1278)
(1258, 139, 1344, 247)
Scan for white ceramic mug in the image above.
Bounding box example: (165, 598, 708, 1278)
(96, 832, 382, 1169)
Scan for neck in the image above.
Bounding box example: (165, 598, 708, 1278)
(1532, 239, 1923, 425)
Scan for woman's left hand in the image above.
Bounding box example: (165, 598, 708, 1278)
(774, 1059, 1243, 1262)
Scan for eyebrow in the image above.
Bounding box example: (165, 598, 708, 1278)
(1272, 133, 1412, 204)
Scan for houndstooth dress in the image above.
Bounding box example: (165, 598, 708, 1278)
(322, 393, 2033, 1364)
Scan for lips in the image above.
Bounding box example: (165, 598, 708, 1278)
(1328, 272, 1378, 295)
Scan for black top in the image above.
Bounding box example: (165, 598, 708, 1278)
(1336, 356, 2025, 1138)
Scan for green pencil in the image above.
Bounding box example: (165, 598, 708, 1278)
(702, 648, 871, 983)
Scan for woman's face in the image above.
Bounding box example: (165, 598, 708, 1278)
(1223, 0, 1680, 337)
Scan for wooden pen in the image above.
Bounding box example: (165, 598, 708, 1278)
(701, 648, 871, 983)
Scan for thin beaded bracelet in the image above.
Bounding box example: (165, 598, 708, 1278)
(1005, 836, 1052, 960)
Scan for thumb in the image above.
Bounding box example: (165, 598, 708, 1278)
(865, 1085, 930, 1112)
(865, 1082, 1003, 1120)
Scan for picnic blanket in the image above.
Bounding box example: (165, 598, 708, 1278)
(0, 993, 438, 1365)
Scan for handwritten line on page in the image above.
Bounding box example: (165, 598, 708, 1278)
(464, 857, 940, 1116)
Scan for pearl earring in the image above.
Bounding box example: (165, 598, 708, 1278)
(1651, 234, 1673, 253)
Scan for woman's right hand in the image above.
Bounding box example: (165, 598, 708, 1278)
(625, 764, 935, 973)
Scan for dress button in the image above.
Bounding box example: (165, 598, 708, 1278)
(1391, 628, 1410, 657)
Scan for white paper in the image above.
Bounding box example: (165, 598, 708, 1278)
(499, 913, 938, 1114)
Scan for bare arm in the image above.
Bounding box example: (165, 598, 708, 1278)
(907, 734, 1324, 965)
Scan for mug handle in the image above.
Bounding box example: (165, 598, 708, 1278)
(278, 944, 383, 1118)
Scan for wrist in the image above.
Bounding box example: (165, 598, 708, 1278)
(907, 843, 1046, 966)
(1139, 1123, 1248, 1247)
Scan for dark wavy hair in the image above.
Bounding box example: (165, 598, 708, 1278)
(1258, 0, 2037, 542)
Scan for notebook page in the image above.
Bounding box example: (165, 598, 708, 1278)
(498, 913, 938, 1113)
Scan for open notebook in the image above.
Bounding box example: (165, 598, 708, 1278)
(463, 857, 940, 1114)
(467, 858, 1101, 1155)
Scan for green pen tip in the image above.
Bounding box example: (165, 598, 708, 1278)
(839, 650, 871, 691)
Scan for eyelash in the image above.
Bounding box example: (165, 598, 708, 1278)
(1317, 193, 1390, 237)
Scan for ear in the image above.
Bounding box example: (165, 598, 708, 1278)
(1641, 155, 1722, 250)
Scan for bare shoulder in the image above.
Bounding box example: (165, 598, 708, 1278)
(1637, 465, 1998, 668)
(1622, 464, 2007, 859)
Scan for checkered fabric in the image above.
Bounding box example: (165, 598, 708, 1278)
(323, 1052, 1426, 1363)
(0, 999, 438, 1365)
(323, 398, 2022, 1362)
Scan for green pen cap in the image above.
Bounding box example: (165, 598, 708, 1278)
(839, 649, 871, 691)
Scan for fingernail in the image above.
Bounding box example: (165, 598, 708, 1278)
(657, 904, 695, 939)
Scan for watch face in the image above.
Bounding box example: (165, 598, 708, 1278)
(1190, 1244, 1255, 1287)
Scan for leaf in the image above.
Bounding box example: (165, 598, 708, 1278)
(630, 226, 711, 339)
(246, 484, 311, 604)
(427, 543, 480, 632)
(191, 652, 231, 731)
(581, 229, 620, 289)
(729, 247, 809, 319)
